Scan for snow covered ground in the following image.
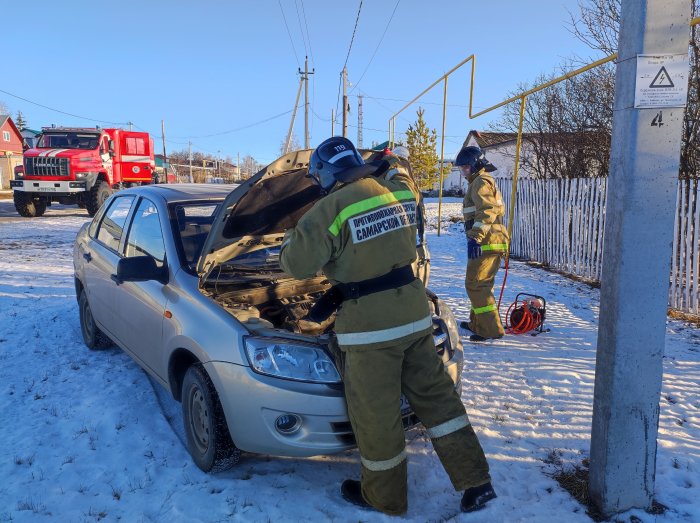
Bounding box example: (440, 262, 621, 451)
(0, 199, 698, 522)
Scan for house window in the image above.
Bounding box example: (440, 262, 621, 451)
(2, 131, 9, 142)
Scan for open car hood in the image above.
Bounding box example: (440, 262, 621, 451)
(196, 148, 413, 282)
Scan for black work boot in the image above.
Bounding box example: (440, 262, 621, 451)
(461, 482, 497, 512)
(459, 321, 474, 332)
(341, 480, 374, 511)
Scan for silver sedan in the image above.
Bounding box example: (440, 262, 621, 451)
(73, 151, 463, 473)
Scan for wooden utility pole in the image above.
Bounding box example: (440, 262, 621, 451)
(342, 67, 348, 138)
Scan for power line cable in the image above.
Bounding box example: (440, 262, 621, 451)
(293, 0, 309, 58)
(343, 0, 363, 70)
(350, 0, 400, 93)
(278, 0, 301, 68)
(0, 87, 128, 126)
(299, 0, 315, 66)
(171, 109, 294, 139)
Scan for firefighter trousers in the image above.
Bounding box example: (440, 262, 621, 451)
(466, 253, 505, 339)
(343, 334, 491, 515)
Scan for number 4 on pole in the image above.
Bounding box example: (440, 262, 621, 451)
(651, 111, 664, 127)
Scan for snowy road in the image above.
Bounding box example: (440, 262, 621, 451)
(0, 200, 698, 522)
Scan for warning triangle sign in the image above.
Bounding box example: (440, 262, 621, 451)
(650, 66, 675, 88)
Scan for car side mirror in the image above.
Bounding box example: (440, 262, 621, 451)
(113, 256, 168, 285)
(108, 139, 115, 155)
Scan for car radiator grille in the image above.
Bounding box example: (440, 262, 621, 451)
(25, 157, 70, 177)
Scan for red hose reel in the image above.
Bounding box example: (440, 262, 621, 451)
(504, 292, 548, 335)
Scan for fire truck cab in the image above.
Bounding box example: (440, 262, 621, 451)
(11, 127, 155, 217)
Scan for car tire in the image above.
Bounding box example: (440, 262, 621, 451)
(78, 290, 110, 350)
(13, 192, 47, 217)
(182, 365, 239, 472)
(86, 180, 112, 217)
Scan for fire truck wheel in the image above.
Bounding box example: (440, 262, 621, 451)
(13, 192, 47, 218)
(86, 181, 112, 217)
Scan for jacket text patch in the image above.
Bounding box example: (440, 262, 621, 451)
(348, 202, 416, 243)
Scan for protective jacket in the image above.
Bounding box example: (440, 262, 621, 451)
(463, 169, 509, 251)
(463, 168, 508, 339)
(280, 157, 431, 351)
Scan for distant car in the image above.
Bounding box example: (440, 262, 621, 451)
(72, 149, 464, 472)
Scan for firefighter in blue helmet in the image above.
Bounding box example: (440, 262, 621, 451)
(280, 137, 497, 515)
(456, 145, 509, 341)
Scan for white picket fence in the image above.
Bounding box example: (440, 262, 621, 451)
(494, 177, 700, 315)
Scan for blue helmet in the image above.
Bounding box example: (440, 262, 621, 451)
(455, 145, 496, 173)
(308, 137, 374, 191)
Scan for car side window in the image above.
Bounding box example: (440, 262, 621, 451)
(95, 196, 135, 252)
(125, 198, 166, 263)
(88, 202, 108, 238)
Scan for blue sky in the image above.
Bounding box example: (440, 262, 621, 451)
(1, 1, 596, 165)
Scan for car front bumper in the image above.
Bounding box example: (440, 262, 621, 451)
(204, 353, 462, 458)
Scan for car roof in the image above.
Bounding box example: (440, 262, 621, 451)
(118, 183, 235, 203)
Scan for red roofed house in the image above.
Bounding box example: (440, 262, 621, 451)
(1, 115, 23, 189)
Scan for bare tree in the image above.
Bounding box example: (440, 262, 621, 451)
(570, 0, 700, 179)
(490, 63, 613, 179)
(0, 100, 9, 115)
(280, 132, 301, 155)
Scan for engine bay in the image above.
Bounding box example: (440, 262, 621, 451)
(202, 273, 336, 335)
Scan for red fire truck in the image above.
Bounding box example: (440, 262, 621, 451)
(11, 127, 156, 217)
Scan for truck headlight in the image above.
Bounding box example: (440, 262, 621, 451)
(75, 172, 88, 179)
(245, 337, 341, 384)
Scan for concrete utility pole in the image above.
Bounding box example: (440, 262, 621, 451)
(357, 94, 364, 147)
(299, 56, 315, 149)
(188, 141, 193, 183)
(342, 67, 348, 138)
(589, 0, 690, 517)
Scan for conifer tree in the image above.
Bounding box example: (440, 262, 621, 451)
(405, 108, 451, 190)
(15, 110, 27, 131)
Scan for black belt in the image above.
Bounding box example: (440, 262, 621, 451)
(307, 265, 417, 323)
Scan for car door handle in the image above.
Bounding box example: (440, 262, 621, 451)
(83, 252, 92, 262)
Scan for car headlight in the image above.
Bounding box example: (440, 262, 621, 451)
(437, 299, 462, 354)
(244, 337, 341, 384)
(75, 172, 89, 179)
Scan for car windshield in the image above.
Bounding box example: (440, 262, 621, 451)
(172, 201, 221, 270)
(37, 133, 100, 150)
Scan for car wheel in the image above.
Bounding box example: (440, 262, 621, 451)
(182, 365, 239, 472)
(78, 290, 110, 350)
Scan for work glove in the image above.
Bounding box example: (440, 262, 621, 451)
(467, 238, 482, 260)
